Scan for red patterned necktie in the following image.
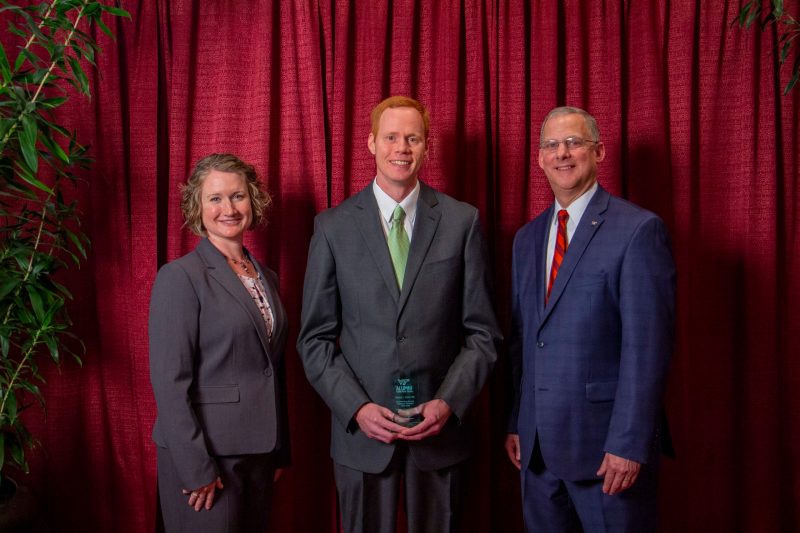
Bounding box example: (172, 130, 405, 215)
(546, 209, 569, 304)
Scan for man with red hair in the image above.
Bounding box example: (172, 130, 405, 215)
(299, 96, 500, 533)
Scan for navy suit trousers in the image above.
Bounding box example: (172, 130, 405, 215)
(521, 438, 658, 533)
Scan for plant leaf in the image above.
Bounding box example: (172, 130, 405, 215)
(14, 47, 38, 72)
(13, 160, 52, 194)
(746, 7, 762, 28)
(94, 17, 113, 38)
(50, 280, 73, 300)
(64, 229, 87, 259)
(38, 96, 67, 109)
(17, 9, 47, 43)
(7, 22, 26, 41)
(67, 56, 89, 96)
(25, 284, 45, 322)
(0, 277, 19, 300)
(779, 40, 792, 63)
(0, 334, 9, 358)
(43, 335, 59, 364)
(5, 391, 16, 423)
(100, 5, 131, 18)
(9, 436, 27, 472)
(39, 132, 70, 164)
(784, 54, 800, 95)
(83, 2, 101, 18)
(0, 43, 11, 84)
(19, 114, 39, 173)
(735, 2, 756, 27)
(17, 381, 41, 401)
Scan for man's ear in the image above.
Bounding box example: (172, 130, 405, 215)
(368, 133, 376, 155)
(595, 141, 606, 162)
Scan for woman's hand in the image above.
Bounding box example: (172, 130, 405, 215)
(182, 477, 224, 511)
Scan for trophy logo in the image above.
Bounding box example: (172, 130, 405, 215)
(393, 376, 421, 427)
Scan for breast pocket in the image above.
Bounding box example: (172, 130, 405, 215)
(421, 256, 461, 276)
(571, 272, 606, 288)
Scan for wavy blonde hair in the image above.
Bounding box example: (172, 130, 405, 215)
(180, 153, 272, 236)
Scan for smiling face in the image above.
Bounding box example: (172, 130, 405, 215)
(200, 170, 252, 245)
(368, 106, 428, 196)
(538, 112, 605, 207)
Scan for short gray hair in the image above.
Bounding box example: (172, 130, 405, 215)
(540, 106, 600, 144)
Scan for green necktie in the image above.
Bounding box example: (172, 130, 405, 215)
(388, 205, 410, 288)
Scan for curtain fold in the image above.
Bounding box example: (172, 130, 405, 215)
(11, 1, 796, 531)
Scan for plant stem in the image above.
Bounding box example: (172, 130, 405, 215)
(20, 1, 58, 64)
(30, 4, 87, 104)
(1, 2, 89, 325)
(0, 328, 39, 423)
(0, 186, 56, 327)
(0, 0, 58, 92)
(0, 1, 88, 150)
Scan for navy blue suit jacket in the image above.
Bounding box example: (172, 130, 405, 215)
(508, 186, 675, 481)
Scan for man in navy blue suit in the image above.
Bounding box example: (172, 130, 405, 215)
(505, 106, 676, 532)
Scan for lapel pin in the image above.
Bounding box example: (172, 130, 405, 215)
(591, 220, 598, 226)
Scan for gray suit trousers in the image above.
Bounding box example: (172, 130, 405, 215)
(157, 447, 276, 533)
(334, 444, 464, 533)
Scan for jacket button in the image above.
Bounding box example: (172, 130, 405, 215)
(398, 336, 406, 343)
(537, 341, 544, 348)
(263, 367, 273, 377)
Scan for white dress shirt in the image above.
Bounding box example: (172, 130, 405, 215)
(545, 181, 599, 288)
(373, 179, 420, 241)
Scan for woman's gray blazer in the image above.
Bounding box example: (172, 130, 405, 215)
(149, 237, 289, 490)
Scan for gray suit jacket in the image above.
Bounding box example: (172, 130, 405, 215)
(149, 237, 289, 490)
(298, 181, 500, 473)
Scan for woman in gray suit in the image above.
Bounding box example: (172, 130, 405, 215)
(149, 153, 289, 532)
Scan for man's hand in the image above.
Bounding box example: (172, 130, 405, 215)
(596, 452, 641, 495)
(355, 402, 410, 443)
(182, 476, 224, 511)
(504, 434, 521, 470)
(397, 399, 452, 441)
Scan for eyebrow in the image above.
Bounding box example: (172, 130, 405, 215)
(204, 190, 246, 197)
(383, 132, 422, 137)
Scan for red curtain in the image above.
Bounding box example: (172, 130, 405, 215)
(14, 1, 798, 531)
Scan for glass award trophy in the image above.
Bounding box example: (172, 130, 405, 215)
(393, 376, 422, 426)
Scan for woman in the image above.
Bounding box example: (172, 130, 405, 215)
(149, 153, 289, 532)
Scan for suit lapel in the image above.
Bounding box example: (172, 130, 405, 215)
(539, 187, 609, 327)
(532, 206, 553, 325)
(250, 257, 286, 357)
(197, 238, 274, 362)
(398, 183, 440, 314)
(353, 186, 401, 303)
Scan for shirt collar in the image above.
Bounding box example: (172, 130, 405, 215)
(373, 179, 420, 226)
(553, 181, 598, 227)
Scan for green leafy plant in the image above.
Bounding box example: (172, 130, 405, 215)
(735, 0, 800, 94)
(0, 0, 128, 484)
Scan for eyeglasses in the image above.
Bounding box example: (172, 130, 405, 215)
(539, 136, 599, 152)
